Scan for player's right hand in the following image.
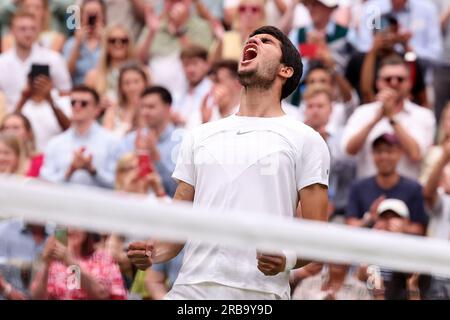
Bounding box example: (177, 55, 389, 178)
(127, 241, 154, 270)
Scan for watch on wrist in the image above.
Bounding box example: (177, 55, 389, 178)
(389, 118, 397, 126)
(175, 27, 187, 38)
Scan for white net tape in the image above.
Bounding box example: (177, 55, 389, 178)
(0, 175, 449, 277)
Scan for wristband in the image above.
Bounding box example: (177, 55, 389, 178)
(282, 250, 297, 271)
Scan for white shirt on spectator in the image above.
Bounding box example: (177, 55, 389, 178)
(428, 189, 450, 240)
(173, 77, 212, 130)
(341, 100, 435, 180)
(172, 114, 330, 298)
(21, 91, 72, 152)
(0, 44, 72, 113)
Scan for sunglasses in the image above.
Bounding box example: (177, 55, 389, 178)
(108, 37, 129, 46)
(381, 76, 407, 83)
(70, 99, 90, 108)
(238, 5, 262, 14)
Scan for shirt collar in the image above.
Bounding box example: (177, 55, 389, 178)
(71, 121, 100, 139)
(307, 21, 336, 36)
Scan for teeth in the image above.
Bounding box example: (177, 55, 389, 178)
(246, 48, 257, 53)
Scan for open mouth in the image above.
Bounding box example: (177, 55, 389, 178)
(242, 44, 258, 62)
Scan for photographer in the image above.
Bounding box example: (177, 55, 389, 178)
(63, 0, 106, 85)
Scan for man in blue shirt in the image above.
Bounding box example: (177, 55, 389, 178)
(115, 86, 181, 197)
(346, 133, 428, 235)
(40, 85, 119, 188)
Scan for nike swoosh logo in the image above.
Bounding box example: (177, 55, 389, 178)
(236, 130, 254, 135)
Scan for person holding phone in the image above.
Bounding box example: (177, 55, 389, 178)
(63, 0, 106, 85)
(13, 64, 71, 152)
(0, 11, 71, 113)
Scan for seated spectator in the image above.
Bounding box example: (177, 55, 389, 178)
(115, 86, 179, 197)
(85, 25, 136, 104)
(224, 0, 290, 28)
(1, 113, 44, 177)
(102, 63, 150, 137)
(0, 134, 27, 175)
(366, 199, 429, 300)
(0, 219, 52, 300)
(346, 133, 428, 235)
(15, 74, 71, 153)
(64, 0, 105, 86)
(31, 228, 126, 300)
(0, 11, 71, 113)
(210, 0, 266, 62)
(353, 0, 442, 65)
(40, 86, 119, 188)
(297, 62, 358, 134)
(172, 45, 212, 129)
(137, 0, 213, 96)
(346, 14, 428, 106)
(303, 84, 356, 220)
(198, 60, 241, 125)
(292, 263, 372, 300)
(2, 0, 66, 52)
(341, 56, 435, 180)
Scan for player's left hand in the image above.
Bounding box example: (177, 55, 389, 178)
(256, 252, 286, 276)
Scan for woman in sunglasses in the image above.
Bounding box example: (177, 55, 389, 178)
(210, 0, 266, 62)
(85, 25, 135, 103)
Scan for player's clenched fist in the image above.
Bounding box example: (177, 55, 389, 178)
(127, 241, 154, 270)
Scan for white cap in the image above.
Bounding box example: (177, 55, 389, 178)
(316, 0, 340, 8)
(376, 199, 409, 218)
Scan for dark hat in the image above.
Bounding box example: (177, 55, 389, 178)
(372, 133, 400, 149)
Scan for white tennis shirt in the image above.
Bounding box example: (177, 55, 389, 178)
(172, 114, 330, 297)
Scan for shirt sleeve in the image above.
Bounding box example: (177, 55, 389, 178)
(39, 139, 67, 183)
(172, 130, 195, 187)
(296, 130, 330, 191)
(51, 52, 72, 92)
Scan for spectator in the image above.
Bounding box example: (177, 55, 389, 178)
(30, 228, 127, 300)
(346, 133, 428, 235)
(366, 198, 428, 300)
(0, 11, 71, 113)
(224, 0, 289, 28)
(297, 62, 357, 134)
(15, 74, 71, 153)
(288, 0, 350, 78)
(354, 0, 442, 64)
(303, 84, 355, 220)
(423, 119, 450, 299)
(210, 0, 266, 62)
(346, 14, 428, 106)
(0, 133, 26, 175)
(292, 263, 372, 300)
(341, 55, 435, 180)
(115, 86, 179, 197)
(172, 45, 212, 129)
(198, 60, 241, 125)
(64, 0, 106, 85)
(1, 113, 43, 177)
(2, 0, 66, 52)
(432, 0, 450, 123)
(0, 219, 52, 300)
(102, 63, 149, 137)
(40, 85, 119, 188)
(137, 0, 213, 96)
(84, 25, 136, 103)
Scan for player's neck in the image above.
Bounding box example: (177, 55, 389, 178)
(237, 88, 284, 117)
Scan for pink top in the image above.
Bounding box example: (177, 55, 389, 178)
(46, 250, 127, 300)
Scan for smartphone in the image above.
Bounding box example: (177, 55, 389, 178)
(138, 153, 153, 178)
(299, 43, 318, 59)
(87, 14, 97, 27)
(29, 64, 50, 81)
(54, 226, 68, 246)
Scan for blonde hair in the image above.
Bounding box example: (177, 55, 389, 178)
(438, 102, 450, 145)
(115, 152, 137, 191)
(0, 133, 27, 174)
(95, 25, 135, 95)
(20, 0, 51, 31)
(303, 83, 333, 102)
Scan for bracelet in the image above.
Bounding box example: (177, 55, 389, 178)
(282, 250, 297, 271)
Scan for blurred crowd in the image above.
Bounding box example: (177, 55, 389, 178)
(0, 0, 450, 300)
